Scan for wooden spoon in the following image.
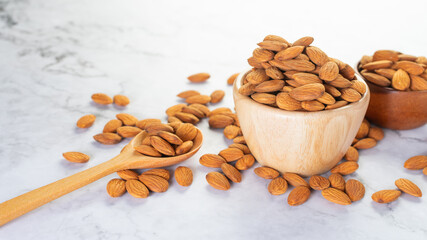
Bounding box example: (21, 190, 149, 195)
(0, 129, 203, 226)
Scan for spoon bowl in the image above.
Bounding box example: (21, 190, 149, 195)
(0, 129, 203, 226)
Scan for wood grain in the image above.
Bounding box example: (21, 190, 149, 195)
(233, 70, 369, 177)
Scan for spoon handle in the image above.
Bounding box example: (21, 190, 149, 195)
(0, 155, 124, 226)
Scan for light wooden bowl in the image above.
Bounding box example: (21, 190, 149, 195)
(356, 62, 427, 130)
(233, 69, 370, 176)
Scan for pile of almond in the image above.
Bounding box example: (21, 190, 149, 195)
(359, 50, 427, 91)
(107, 167, 193, 198)
(239, 35, 365, 111)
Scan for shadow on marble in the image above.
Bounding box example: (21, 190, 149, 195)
(370, 200, 400, 214)
(399, 194, 422, 203)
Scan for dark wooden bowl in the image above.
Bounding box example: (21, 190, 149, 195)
(357, 62, 427, 130)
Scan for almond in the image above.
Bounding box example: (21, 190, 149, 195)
(293, 73, 322, 85)
(185, 95, 211, 104)
(269, 59, 315, 72)
(325, 85, 341, 97)
(306, 46, 328, 66)
(206, 172, 230, 190)
(392, 69, 411, 90)
(301, 100, 325, 111)
(246, 68, 270, 85)
(175, 112, 199, 124)
(340, 64, 356, 80)
(317, 92, 336, 105)
(227, 73, 240, 85)
(145, 123, 174, 135)
(247, 56, 263, 68)
(251, 93, 276, 105)
(76, 114, 96, 128)
(309, 175, 330, 190)
(353, 138, 377, 149)
(93, 133, 122, 145)
(292, 36, 314, 46)
(395, 178, 422, 197)
(141, 169, 170, 180)
(200, 154, 227, 168)
(106, 178, 126, 197)
(328, 75, 353, 88)
(283, 173, 309, 187)
(176, 123, 198, 141)
(134, 145, 162, 157)
(404, 155, 427, 170)
(268, 177, 288, 195)
(254, 167, 279, 179)
(223, 125, 241, 139)
(368, 127, 384, 141)
(239, 82, 256, 96)
(189, 103, 210, 116)
(254, 80, 285, 93)
(319, 61, 339, 81)
(410, 75, 427, 91)
(345, 179, 365, 201)
(113, 95, 130, 106)
(351, 80, 367, 94)
(126, 179, 149, 198)
(340, 88, 362, 102)
(288, 186, 311, 206)
(289, 83, 325, 101)
(210, 90, 225, 103)
(375, 68, 396, 79)
(150, 136, 175, 156)
(138, 174, 169, 192)
(209, 115, 234, 128)
(117, 126, 142, 138)
(325, 100, 348, 110)
(356, 119, 370, 138)
(116, 113, 138, 126)
(372, 50, 399, 62)
(166, 104, 187, 117)
(229, 143, 250, 154)
(321, 188, 351, 205)
(265, 67, 285, 80)
(264, 35, 291, 45)
(168, 116, 182, 123)
(158, 131, 183, 145)
(177, 90, 200, 99)
(175, 141, 193, 155)
(361, 72, 391, 87)
(219, 148, 244, 162)
(221, 163, 242, 183)
(233, 136, 246, 144)
(63, 152, 90, 163)
(362, 60, 393, 70)
(174, 166, 193, 186)
(360, 55, 373, 65)
(117, 169, 139, 180)
(372, 190, 401, 203)
(253, 48, 275, 62)
(423, 167, 427, 176)
(328, 173, 345, 191)
(187, 73, 210, 83)
(276, 92, 302, 110)
(92, 93, 112, 105)
(345, 146, 359, 161)
(235, 154, 255, 170)
(392, 61, 424, 75)
(257, 40, 288, 52)
(209, 107, 232, 116)
(103, 119, 123, 133)
(274, 46, 305, 61)
(331, 161, 359, 175)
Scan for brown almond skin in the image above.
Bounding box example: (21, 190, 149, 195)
(188, 73, 210, 83)
(177, 90, 200, 99)
(134, 145, 162, 157)
(368, 127, 384, 141)
(150, 136, 175, 156)
(288, 186, 311, 206)
(209, 115, 234, 128)
(210, 90, 225, 104)
(141, 169, 170, 180)
(117, 126, 142, 138)
(221, 163, 242, 183)
(235, 154, 255, 170)
(229, 143, 250, 154)
(309, 175, 330, 190)
(174, 166, 193, 187)
(175, 141, 193, 155)
(404, 155, 427, 170)
(283, 173, 309, 187)
(293, 36, 314, 46)
(136, 119, 161, 129)
(331, 161, 359, 175)
(126, 179, 149, 198)
(182, 106, 205, 118)
(268, 177, 288, 195)
(372, 190, 401, 203)
(206, 172, 230, 191)
(223, 125, 242, 139)
(345, 146, 359, 161)
(92, 93, 113, 105)
(117, 169, 139, 180)
(289, 83, 325, 101)
(345, 179, 365, 202)
(306, 46, 329, 66)
(329, 173, 345, 191)
(139, 174, 169, 193)
(395, 178, 422, 197)
(158, 131, 183, 145)
(353, 138, 377, 149)
(116, 113, 138, 126)
(185, 95, 211, 104)
(175, 123, 198, 141)
(227, 73, 239, 85)
(93, 133, 122, 145)
(166, 104, 187, 117)
(113, 95, 130, 106)
(106, 178, 127, 197)
(356, 119, 370, 139)
(319, 61, 339, 81)
(63, 152, 90, 163)
(321, 188, 351, 205)
(254, 167, 279, 179)
(219, 148, 244, 162)
(76, 114, 96, 128)
(199, 154, 227, 168)
(103, 119, 123, 133)
(175, 112, 199, 124)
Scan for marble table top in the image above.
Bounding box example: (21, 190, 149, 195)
(0, 0, 426, 239)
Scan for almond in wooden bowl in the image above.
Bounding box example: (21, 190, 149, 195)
(357, 51, 427, 130)
(233, 70, 369, 176)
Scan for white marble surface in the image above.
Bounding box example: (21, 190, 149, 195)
(0, 0, 427, 239)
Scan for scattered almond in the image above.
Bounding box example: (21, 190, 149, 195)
(210, 90, 225, 103)
(372, 190, 401, 203)
(328, 173, 345, 191)
(188, 73, 210, 83)
(404, 155, 427, 170)
(92, 93, 113, 105)
(331, 161, 359, 175)
(288, 186, 311, 206)
(107, 178, 127, 197)
(321, 188, 351, 205)
(395, 178, 422, 197)
(235, 154, 255, 170)
(103, 119, 123, 133)
(174, 166, 193, 187)
(113, 95, 130, 106)
(283, 173, 309, 187)
(268, 177, 288, 195)
(206, 172, 230, 191)
(93, 133, 122, 145)
(141, 169, 170, 180)
(76, 114, 96, 128)
(254, 167, 280, 179)
(309, 175, 330, 190)
(345, 179, 365, 202)
(116, 113, 138, 126)
(117, 169, 139, 180)
(139, 174, 169, 193)
(126, 179, 149, 198)
(63, 152, 90, 163)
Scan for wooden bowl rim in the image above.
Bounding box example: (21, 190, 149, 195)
(233, 68, 370, 116)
